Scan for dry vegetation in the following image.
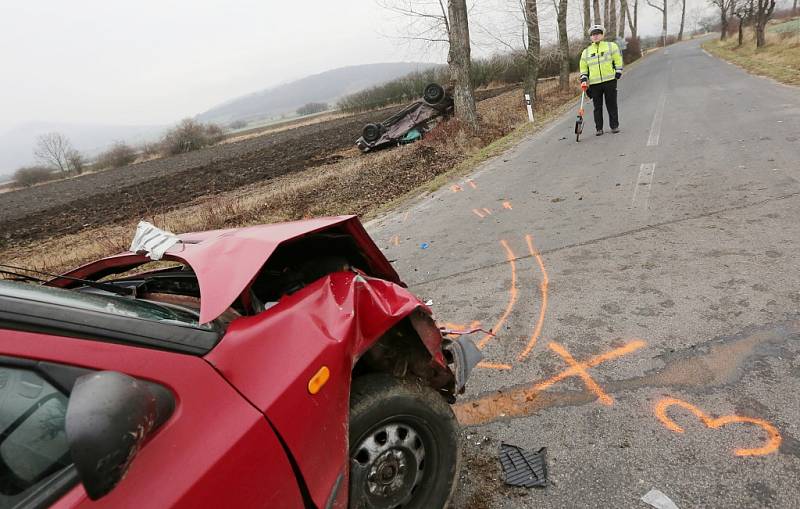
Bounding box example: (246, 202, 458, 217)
(703, 19, 800, 86)
(1, 81, 578, 275)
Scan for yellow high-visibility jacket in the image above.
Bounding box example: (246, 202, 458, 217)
(580, 41, 624, 85)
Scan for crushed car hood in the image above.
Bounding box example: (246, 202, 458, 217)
(50, 216, 401, 324)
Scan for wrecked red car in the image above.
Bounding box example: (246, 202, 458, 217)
(0, 216, 479, 508)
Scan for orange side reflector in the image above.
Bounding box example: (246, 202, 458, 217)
(308, 366, 330, 395)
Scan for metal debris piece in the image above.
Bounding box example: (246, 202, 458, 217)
(499, 443, 547, 488)
(641, 488, 679, 509)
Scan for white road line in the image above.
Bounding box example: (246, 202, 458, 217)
(647, 94, 667, 147)
(631, 163, 656, 209)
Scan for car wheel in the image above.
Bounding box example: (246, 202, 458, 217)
(422, 83, 445, 105)
(348, 374, 460, 509)
(362, 123, 382, 143)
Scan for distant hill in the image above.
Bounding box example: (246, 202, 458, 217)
(0, 122, 164, 177)
(196, 62, 440, 125)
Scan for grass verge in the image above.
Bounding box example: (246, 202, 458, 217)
(703, 23, 800, 87)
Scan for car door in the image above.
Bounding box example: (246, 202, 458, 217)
(0, 329, 305, 509)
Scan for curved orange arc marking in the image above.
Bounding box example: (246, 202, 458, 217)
(517, 234, 549, 361)
(477, 240, 518, 350)
(655, 397, 782, 457)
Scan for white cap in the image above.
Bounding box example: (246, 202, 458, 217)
(589, 24, 605, 34)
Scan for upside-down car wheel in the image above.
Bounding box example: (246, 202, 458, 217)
(348, 374, 460, 509)
(422, 83, 445, 105)
(362, 123, 382, 143)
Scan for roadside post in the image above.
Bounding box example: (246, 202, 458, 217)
(524, 94, 534, 123)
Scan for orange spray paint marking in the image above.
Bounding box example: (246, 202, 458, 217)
(389, 235, 400, 246)
(482, 208, 493, 215)
(517, 234, 550, 361)
(402, 211, 411, 223)
(441, 320, 482, 337)
(451, 184, 463, 193)
(530, 340, 646, 397)
(472, 209, 485, 219)
(477, 240, 518, 349)
(546, 343, 613, 405)
(503, 201, 513, 210)
(477, 362, 513, 370)
(468, 180, 478, 189)
(654, 397, 782, 457)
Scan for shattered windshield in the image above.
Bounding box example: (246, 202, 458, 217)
(0, 280, 213, 330)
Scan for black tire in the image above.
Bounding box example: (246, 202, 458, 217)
(362, 123, 382, 143)
(422, 83, 445, 105)
(348, 374, 460, 509)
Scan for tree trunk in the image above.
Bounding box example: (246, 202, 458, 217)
(755, 20, 767, 46)
(557, 0, 571, 90)
(626, 0, 638, 39)
(609, 0, 618, 39)
(593, 0, 602, 24)
(737, 16, 744, 46)
(604, 0, 610, 26)
(620, 0, 628, 38)
(447, 0, 478, 132)
(524, 0, 542, 107)
(583, 0, 592, 43)
(720, 10, 729, 40)
(794, 0, 798, 16)
(661, 1, 667, 46)
(678, 0, 686, 41)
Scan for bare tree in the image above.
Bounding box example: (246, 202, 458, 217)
(676, 0, 686, 40)
(584, 0, 592, 42)
(609, 0, 618, 38)
(604, 0, 610, 25)
(556, 0, 571, 90)
(593, 0, 602, 22)
(733, 0, 754, 45)
(620, 0, 628, 38)
(647, 0, 668, 46)
(524, 0, 542, 103)
(377, 0, 478, 132)
(447, 0, 479, 131)
(752, 0, 775, 47)
(626, 0, 639, 40)
(33, 133, 73, 174)
(710, 0, 737, 41)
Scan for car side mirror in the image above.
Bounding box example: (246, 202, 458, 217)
(65, 371, 174, 500)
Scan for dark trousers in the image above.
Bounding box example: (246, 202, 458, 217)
(589, 79, 619, 130)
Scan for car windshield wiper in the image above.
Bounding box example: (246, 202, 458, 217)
(0, 264, 135, 297)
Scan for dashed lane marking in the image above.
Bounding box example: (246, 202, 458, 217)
(647, 94, 667, 147)
(631, 163, 656, 209)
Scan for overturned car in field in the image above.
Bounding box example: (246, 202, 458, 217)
(356, 83, 454, 153)
(0, 216, 480, 508)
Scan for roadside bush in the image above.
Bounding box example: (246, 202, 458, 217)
(624, 37, 643, 63)
(97, 141, 137, 169)
(13, 166, 57, 187)
(160, 119, 225, 155)
(228, 119, 248, 130)
(296, 102, 329, 116)
(66, 149, 85, 174)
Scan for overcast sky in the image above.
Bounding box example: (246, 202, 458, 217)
(0, 0, 715, 134)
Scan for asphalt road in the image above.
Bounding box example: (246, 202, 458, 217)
(368, 38, 800, 508)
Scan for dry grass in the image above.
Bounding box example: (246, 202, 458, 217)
(1, 82, 580, 275)
(703, 24, 800, 86)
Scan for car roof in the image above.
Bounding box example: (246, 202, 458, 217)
(49, 216, 401, 324)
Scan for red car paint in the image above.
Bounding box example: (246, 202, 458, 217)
(2, 216, 461, 508)
(0, 330, 305, 508)
(52, 216, 402, 324)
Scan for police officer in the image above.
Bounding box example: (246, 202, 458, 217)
(579, 25, 624, 135)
